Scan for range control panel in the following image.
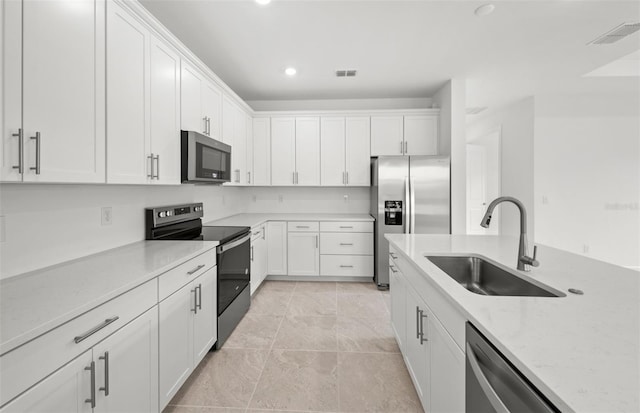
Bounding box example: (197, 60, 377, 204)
(147, 202, 204, 227)
(384, 201, 403, 225)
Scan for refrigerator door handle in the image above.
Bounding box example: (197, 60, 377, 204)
(410, 177, 416, 233)
(404, 175, 410, 234)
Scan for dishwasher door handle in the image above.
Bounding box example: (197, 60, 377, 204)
(466, 343, 509, 413)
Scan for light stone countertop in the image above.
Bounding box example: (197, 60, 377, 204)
(204, 213, 375, 228)
(0, 240, 218, 355)
(385, 234, 639, 413)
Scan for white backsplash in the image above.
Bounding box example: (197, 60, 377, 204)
(243, 186, 370, 214)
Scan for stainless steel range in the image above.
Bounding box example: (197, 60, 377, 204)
(146, 202, 250, 349)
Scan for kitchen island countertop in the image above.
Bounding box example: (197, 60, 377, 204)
(385, 234, 639, 413)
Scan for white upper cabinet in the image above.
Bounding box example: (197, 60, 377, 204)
(106, 1, 150, 184)
(345, 117, 371, 186)
(370, 116, 404, 157)
(246, 114, 254, 185)
(222, 96, 249, 185)
(222, 95, 235, 145)
(320, 117, 346, 186)
(320, 116, 370, 187)
(149, 37, 181, 185)
(252, 118, 271, 186)
(404, 115, 438, 156)
(271, 117, 296, 186)
(2, 0, 106, 183)
(295, 117, 320, 186)
(181, 61, 222, 139)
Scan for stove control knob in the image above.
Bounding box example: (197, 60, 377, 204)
(167, 211, 173, 216)
(158, 211, 166, 218)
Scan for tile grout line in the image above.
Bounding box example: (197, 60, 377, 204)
(244, 282, 297, 411)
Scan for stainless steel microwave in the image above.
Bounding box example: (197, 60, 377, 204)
(181, 130, 231, 184)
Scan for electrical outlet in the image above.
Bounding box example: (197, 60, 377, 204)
(278, 195, 283, 203)
(344, 194, 349, 203)
(583, 244, 590, 254)
(252, 195, 257, 202)
(101, 207, 113, 226)
(542, 196, 549, 205)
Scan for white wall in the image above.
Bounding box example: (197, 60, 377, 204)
(534, 93, 640, 269)
(243, 187, 370, 214)
(0, 184, 248, 279)
(466, 97, 535, 237)
(433, 79, 467, 234)
(247, 97, 432, 111)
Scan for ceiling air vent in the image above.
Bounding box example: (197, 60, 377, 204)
(466, 107, 488, 115)
(336, 70, 357, 77)
(589, 22, 640, 45)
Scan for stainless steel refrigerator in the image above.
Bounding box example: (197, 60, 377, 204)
(371, 156, 451, 288)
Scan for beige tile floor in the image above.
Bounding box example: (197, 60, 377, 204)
(165, 281, 423, 413)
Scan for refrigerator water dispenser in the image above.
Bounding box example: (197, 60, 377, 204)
(384, 201, 403, 225)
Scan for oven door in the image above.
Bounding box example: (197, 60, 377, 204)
(182, 130, 231, 183)
(216, 232, 251, 316)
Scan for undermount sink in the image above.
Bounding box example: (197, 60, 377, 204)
(426, 255, 565, 297)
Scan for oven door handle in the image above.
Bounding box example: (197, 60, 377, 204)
(217, 233, 251, 253)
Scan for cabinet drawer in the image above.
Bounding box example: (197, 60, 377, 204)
(287, 221, 319, 232)
(320, 233, 373, 255)
(251, 225, 265, 241)
(0, 279, 157, 406)
(320, 221, 373, 233)
(320, 255, 373, 277)
(159, 248, 216, 301)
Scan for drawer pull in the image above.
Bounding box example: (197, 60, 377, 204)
(339, 243, 353, 246)
(339, 226, 353, 229)
(187, 264, 205, 275)
(389, 252, 398, 259)
(339, 265, 354, 268)
(74, 317, 119, 344)
(296, 225, 310, 228)
(390, 265, 398, 273)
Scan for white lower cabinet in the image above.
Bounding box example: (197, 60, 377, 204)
(159, 267, 217, 410)
(287, 231, 320, 276)
(389, 247, 465, 413)
(1, 308, 158, 413)
(267, 222, 287, 276)
(250, 225, 268, 294)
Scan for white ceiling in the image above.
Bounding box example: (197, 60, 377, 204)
(140, 0, 640, 110)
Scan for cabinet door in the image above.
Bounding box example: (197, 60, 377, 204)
(320, 117, 345, 186)
(370, 116, 403, 156)
(404, 115, 438, 156)
(232, 107, 247, 184)
(345, 116, 371, 186)
(222, 95, 235, 145)
(428, 315, 465, 413)
(1, 0, 22, 182)
(0, 350, 93, 413)
(180, 62, 204, 134)
(246, 114, 254, 185)
(389, 264, 406, 352)
(150, 37, 181, 185)
(22, 0, 105, 183)
(93, 308, 159, 413)
(158, 283, 194, 410)
(295, 117, 320, 186)
(250, 239, 260, 295)
(106, 1, 150, 184)
(252, 118, 271, 185)
(257, 235, 268, 284)
(404, 287, 430, 407)
(270, 118, 296, 186)
(287, 232, 320, 276)
(202, 82, 222, 141)
(193, 268, 217, 366)
(267, 221, 287, 275)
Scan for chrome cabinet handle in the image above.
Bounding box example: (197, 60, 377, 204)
(197, 283, 202, 310)
(389, 265, 398, 273)
(389, 252, 398, 259)
(416, 306, 420, 339)
(147, 154, 154, 178)
(187, 264, 205, 275)
(293, 171, 295, 184)
(30, 132, 41, 174)
(191, 287, 198, 313)
(419, 311, 428, 344)
(400, 141, 404, 154)
(207, 117, 211, 135)
(247, 171, 251, 184)
(315, 235, 319, 249)
(296, 225, 310, 228)
(339, 226, 353, 229)
(251, 245, 254, 262)
(404, 141, 408, 154)
(99, 351, 110, 396)
(295, 171, 299, 184)
(85, 361, 96, 408)
(74, 317, 119, 344)
(346, 171, 349, 184)
(339, 243, 353, 246)
(203, 117, 208, 135)
(12, 129, 23, 173)
(154, 154, 160, 179)
(339, 265, 353, 268)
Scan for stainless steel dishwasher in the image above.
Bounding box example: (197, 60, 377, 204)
(466, 323, 559, 413)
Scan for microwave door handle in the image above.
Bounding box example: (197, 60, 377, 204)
(216, 233, 251, 253)
(466, 343, 509, 413)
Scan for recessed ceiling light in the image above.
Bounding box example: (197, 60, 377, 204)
(255, 0, 271, 5)
(284, 67, 297, 76)
(474, 4, 495, 17)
